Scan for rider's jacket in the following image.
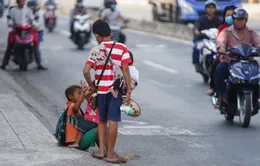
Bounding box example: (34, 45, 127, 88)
(216, 25, 260, 62)
(7, 6, 36, 27)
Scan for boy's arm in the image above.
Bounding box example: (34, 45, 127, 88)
(72, 93, 84, 114)
(121, 48, 132, 104)
(83, 48, 96, 89)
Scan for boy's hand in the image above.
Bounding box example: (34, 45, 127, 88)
(80, 80, 88, 92)
(125, 92, 131, 105)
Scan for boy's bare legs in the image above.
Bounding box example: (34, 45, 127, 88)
(105, 120, 118, 161)
(95, 126, 127, 163)
(69, 131, 82, 148)
(95, 120, 107, 157)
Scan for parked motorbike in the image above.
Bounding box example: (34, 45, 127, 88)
(196, 28, 218, 83)
(44, 5, 56, 32)
(71, 14, 91, 50)
(13, 24, 34, 71)
(211, 44, 260, 128)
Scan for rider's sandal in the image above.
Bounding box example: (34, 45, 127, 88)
(206, 89, 214, 96)
(215, 99, 223, 109)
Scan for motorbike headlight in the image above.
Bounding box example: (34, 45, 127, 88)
(230, 71, 246, 84)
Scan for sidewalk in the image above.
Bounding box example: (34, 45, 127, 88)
(0, 70, 106, 166)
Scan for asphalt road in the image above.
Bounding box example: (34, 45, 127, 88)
(1, 12, 260, 166)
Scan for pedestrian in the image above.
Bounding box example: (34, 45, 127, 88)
(83, 19, 132, 164)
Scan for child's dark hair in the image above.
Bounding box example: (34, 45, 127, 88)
(65, 85, 81, 101)
(93, 20, 111, 37)
(128, 51, 134, 65)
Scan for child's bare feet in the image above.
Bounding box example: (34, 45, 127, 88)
(110, 87, 119, 98)
(68, 143, 79, 148)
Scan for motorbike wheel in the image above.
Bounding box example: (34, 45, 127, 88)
(19, 59, 28, 71)
(48, 24, 53, 32)
(239, 93, 252, 128)
(77, 36, 85, 50)
(224, 109, 235, 121)
(118, 32, 126, 44)
(19, 51, 29, 71)
(48, 27, 53, 32)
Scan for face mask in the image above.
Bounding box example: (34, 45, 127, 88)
(225, 16, 233, 25)
(111, 5, 116, 10)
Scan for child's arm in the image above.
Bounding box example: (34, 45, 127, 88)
(72, 81, 88, 114)
(72, 93, 84, 114)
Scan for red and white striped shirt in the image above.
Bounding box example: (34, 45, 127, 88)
(86, 40, 132, 94)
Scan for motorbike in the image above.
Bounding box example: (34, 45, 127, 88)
(211, 44, 260, 128)
(196, 28, 218, 83)
(44, 5, 56, 32)
(13, 24, 34, 71)
(99, 8, 128, 44)
(71, 14, 91, 50)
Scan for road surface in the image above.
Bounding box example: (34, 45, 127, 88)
(1, 12, 260, 166)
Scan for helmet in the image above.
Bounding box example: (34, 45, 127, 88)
(107, 0, 117, 5)
(16, 0, 25, 4)
(76, 2, 84, 8)
(27, 0, 37, 7)
(205, 0, 216, 8)
(232, 8, 248, 19)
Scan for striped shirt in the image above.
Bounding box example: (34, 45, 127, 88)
(86, 40, 132, 94)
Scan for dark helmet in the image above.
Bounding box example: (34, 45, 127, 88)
(27, 0, 37, 7)
(107, 0, 117, 5)
(232, 8, 248, 19)
(16, 0, 25, 4)
(76, 2, 84, 8)
(205, 0, 216, 8)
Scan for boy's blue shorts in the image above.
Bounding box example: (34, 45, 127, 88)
(97, 91, 122, 122)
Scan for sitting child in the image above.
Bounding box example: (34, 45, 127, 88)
(64, 81, 97, 148)
(110, 50, 139, 98)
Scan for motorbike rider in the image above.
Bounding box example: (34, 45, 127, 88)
(0, 0, 40, 70)
(206, 5, 236, 96)
(100, 0, 127, 42)
(192, 0, 221, 72)
(44, 0, 57, 26)
(215, 8, 260, 108)
(27, 0, 47, 70)
(69, 0, 87, 39)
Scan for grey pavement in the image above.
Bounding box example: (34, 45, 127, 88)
(0, 70, 110, 166)
(1, 7, 260, 166)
